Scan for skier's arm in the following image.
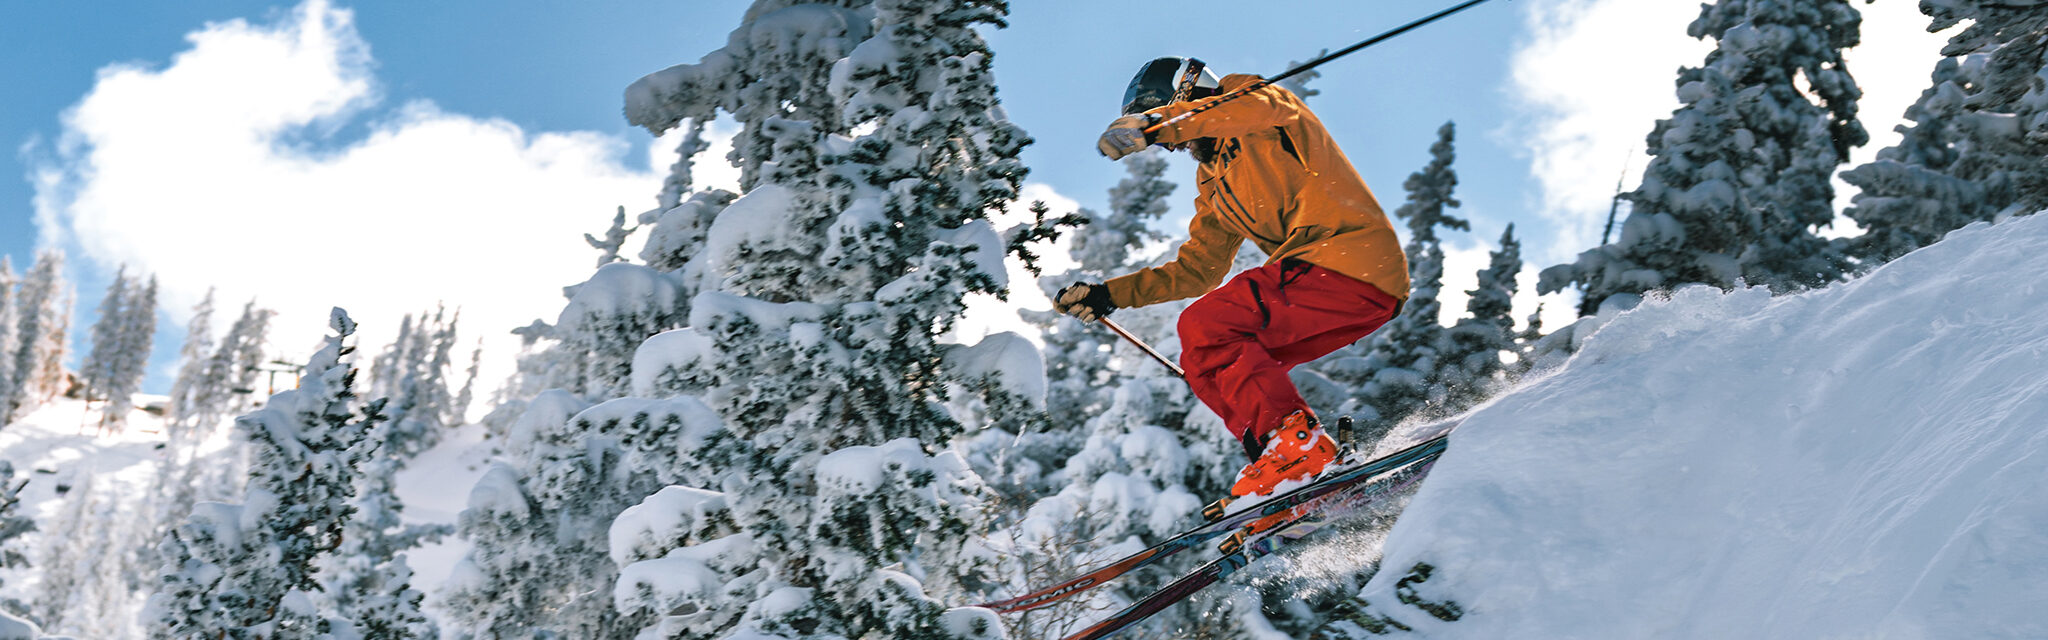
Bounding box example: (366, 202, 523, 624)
(1103, 208, 1241, 308)
(1145, 74, 1303, 144)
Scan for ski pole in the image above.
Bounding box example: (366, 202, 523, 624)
(1144, 0, 1501, 137)
(1099, 317, 1185, 379)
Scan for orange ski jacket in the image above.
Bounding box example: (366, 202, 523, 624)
(1103, 74, 1410, 310)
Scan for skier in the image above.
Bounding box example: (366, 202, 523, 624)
(1055, 57, 1410, 498)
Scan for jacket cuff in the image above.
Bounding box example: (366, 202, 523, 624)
(1103, 274, 1147, 310)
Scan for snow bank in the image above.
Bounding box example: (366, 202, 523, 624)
(1354, 215, 2048, 637)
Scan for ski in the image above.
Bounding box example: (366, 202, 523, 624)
(1058, 453, 1444, 640)
(980, 426, 1453, 614)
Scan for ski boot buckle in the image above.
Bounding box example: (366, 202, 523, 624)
(1202, 497, 1233, 523)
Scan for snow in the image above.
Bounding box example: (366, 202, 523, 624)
(944, 331, 1047, 408)
(815, 438, 939, 494)
(939, 220, 1011, 290)
(0, 612, 39, 640)
(612, 532, 755, 623)
(609, 486, 726, 566)
(699, 184, 799, 281)
(687, 290, 824, 333)
(390, 422, 491, 609)
(1351, 214, 2048, 637)
(629, 328, 713, 397)
(554, 262, 686, 335)
(625, 4, 870, 134)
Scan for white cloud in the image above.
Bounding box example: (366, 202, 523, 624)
(32, 0, 686, 386)
(1509, 0, 1708, 263)
(1509, 0, 1953, 260)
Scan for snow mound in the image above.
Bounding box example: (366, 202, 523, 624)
(1354, 215, 2048, 638)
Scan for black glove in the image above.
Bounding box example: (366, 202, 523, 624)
(1055, 282, 1116, 322)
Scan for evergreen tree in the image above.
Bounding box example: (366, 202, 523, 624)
(81, 267, 130, 408)
(590, 1, 1036, 638)
(368, 306, 463, 461)
(148, 288, 222, 596)
(1543, 0, 1867, 312)
(32, 474, 94, 630)
(323, 421, 444, 639)
(102, 274, 158, 432)
(0, 259, 19, 426)
(1440, 225, 1523, 412)
(8, 250, 71, 420)
(1349, 121, 1468, 440)
(1840, 57, 1984, 263)
(1923, 0, 2048, 219)
(143, 309, 381, 639)
(448, 3, 892, 638)
(0, 461, 34, 619)
(1514, 304, 1548, 377)
(33, 474, 147, 638)
(185, 301, 274, 440)
(166, 288, 218, 437)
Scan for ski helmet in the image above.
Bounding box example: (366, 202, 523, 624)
(1122, 57, 1221, 115)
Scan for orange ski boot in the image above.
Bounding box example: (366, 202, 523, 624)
(1230, 410, 1339, 498)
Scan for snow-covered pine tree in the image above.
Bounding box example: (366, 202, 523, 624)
(147, 288, 222, 596)
(0, 260, 19, 425)
(81, 267, 130, 409)
(1543, 0, 1867, 312)
(31, 474, 93, 631)
(1923, 0, 2048, 219)
(1514, 303, 1550, 376)
(1844, 0, 2047, 262)
(1275, 48, 1328, 101)
(165, 288, 217, 437)
(1347, 121, 1468, 440)
(0, 461, 30, 619)
(443, 4, 877, 638)
(144, 309, 381, 639)
(1840, 57, 1984, 264)
(591, 1, 1040, 638)
(1439, 225, 1522, 413)
(102, 275, 158, 432)
(0, 463, 43, 640)
(368, 306, 462, 461)
(33, 473, 147, 638)
(8, 250, 70, 420)
(186, 301, 274, 440)
(322, 420, 444, 639)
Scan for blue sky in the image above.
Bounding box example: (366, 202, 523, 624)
(0, 0, 1949, 394)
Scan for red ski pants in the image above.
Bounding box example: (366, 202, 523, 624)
(1179, 259, 1401, 461)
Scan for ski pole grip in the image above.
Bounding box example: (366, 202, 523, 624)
(1099, 317, 1185, 379)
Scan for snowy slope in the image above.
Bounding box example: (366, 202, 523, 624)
(1350, 214, 2048, 638)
